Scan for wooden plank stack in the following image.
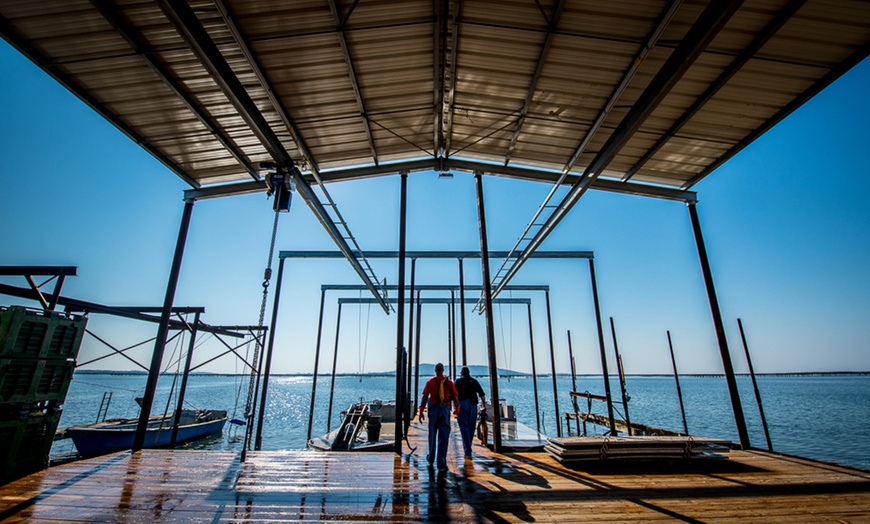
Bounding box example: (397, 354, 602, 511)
(545, 435, 732, 465)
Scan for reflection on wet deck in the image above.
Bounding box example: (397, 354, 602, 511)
(2, 420, 869, 522)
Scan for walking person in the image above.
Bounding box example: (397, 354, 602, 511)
(418, 363, 459, 471)
(455, 366, 486, 458)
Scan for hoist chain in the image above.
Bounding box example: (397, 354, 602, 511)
(244, 207, 281, 426)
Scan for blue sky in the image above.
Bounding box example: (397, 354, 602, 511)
(2, 39, 869, 376)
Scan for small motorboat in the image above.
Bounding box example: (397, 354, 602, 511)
(67, 409, 227, 457)
(309, 400, 396, 452)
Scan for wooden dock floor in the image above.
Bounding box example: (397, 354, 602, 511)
(2, 420, 869, 522)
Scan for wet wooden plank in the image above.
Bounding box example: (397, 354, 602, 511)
(1, 421, 868, 522)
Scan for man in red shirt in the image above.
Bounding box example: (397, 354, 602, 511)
(418, 363, 459, 470)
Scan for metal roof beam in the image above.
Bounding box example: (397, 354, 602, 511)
(327, 0, 379, 165)
(439, 0, 461, 158)
(212, 0, 320, 174)
(183, 158, 695, 203)
(280, 250, 592, 259)
(623, 0, 807, 182)
(492, 0, 743, 300)
(504, 0, 566, 165)
(159, 0, 389, 313)
(0, 283, 244, 338)
(684, 38, 870, 189)
(323, 284, 549, 291)
(0, 17, 200, 189)
(563, 0, 683, 174)
(340, 297, 530, 305)
(89, 0, 259, 181)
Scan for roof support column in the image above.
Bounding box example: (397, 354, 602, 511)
(458, 258, 467, 366)
(526, 302, 541, 435)
(474, 172, 502, 452)
(545, 290, 561, 437)
(394, 172, 408, 453)
(588, 258, 616, 436)
(306, 288, 328, 443)
(687, 201, 749, 448)
(134, 199, 194, 452)
(407, 258, 417, 418)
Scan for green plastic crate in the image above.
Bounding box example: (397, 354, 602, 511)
(0, 306, 86, 360)
(0, 410, 62, 483)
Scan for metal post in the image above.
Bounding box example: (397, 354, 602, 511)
(544, 290, 561, 437)
(458, 258, 468, 366)
(687, 202, 750, 448)
(526, 303, 541, 434)
(394, 172, 408, 453)
(407, 259, 417, 415)
(609, 317, 632, 436)
(306, 289, 327, 443)
(243, 328, 266, 459)
(667, 330, 689, 435)
(255, 257, 285, 450)
(326, 303, 343, 432)
(446, 302, 452, 374)
(170, 311, 200, 448)
(567, 330, 580, 435)
(413, 290, 423, 410)
(475, 172, 502, 451)
(588, 258, 616, 436)
(450, 290, 456, 380)
(134, 199, 194, 452)
(738, 318, 773, 451)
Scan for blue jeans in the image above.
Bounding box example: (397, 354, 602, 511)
(427, 403, 451, 469)
(458, 399, 476, 456)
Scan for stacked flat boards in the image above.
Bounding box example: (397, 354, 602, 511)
(545, 436, 731, 465)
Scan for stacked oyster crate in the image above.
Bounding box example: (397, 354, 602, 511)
(0, 306, 86, 482)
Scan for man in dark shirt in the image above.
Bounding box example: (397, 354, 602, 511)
(454, 366, 486, 458)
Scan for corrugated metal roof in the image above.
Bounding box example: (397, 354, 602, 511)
(2, 0, 869, 193)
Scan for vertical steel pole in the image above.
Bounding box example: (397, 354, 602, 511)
(738, 318, 773, 451)
(458, 258, 468, 366)
(326, 303, 343, 432)
(450, 290, 457, 378)
(567, 330, 580, 435)
(394, 172, 408, 453)
(306, 289, 327, 443)
(446, 303, 452, 375)
(407, 259, 417, 414)
(687, 202, 750, 448)
(413, 290, 423, 410)
(170, 311, 200, 448)
(667, 330, 689, 435)
(544, 290, 561, 437)
(526, 303, 541, 434)
(588, 258, 616, 436)
(255, 257, 285, 450)
(474, 172, 502, 451)
(135, 199, 194, 452)
(609, 317, 632, 436)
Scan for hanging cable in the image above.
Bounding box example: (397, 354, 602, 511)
(243, 206, 281, 448)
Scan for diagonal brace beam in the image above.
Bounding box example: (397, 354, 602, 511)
(158, 0, 389, 313)
(491, 0, 743, 300)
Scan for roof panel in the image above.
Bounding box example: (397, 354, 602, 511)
(0, 0, 866, 192)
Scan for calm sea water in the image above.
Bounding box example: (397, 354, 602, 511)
(51, 372, 870, 471)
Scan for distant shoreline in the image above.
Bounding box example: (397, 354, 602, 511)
(73, 369, 870, 378)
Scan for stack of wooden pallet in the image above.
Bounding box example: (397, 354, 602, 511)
(545, 435, 731, 465)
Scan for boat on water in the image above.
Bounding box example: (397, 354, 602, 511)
(309, 400, 396, 452)
(66, 409, 228, 457)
